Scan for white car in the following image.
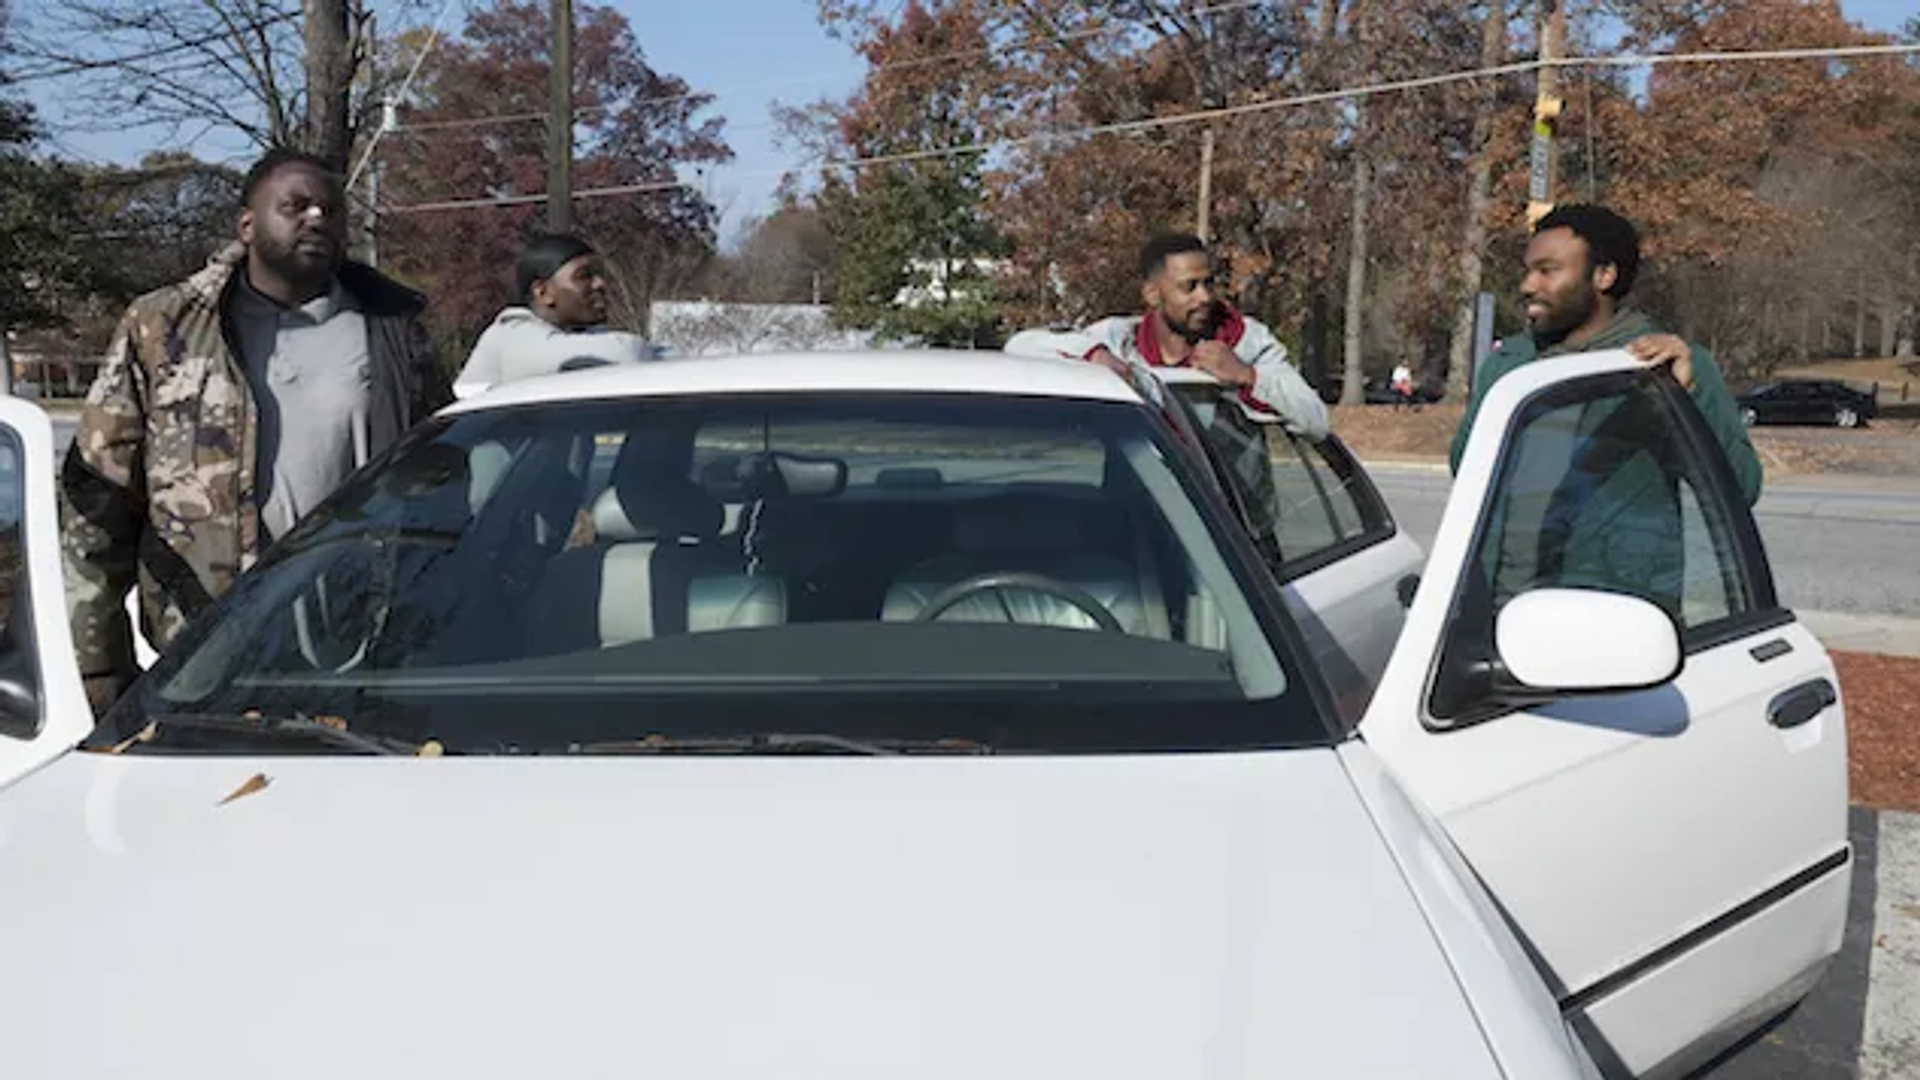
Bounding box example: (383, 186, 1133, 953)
(0, 347, 1847, 1079)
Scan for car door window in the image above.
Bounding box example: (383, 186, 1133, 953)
(1268, 431, 1392, 580)
(1432, 371, 1776, 725)
(0, 428, 43, 739)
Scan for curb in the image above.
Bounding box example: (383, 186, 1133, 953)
(1799, 611, 1920, 661)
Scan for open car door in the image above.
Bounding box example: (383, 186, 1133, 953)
(0, 397, 93, 787)
(1360, 350, 1849, 1079)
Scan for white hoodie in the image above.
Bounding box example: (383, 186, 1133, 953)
(453, 306, 657, 399)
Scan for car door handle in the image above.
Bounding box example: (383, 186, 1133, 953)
(1768, 678, 1837, 729)
(1396, 574, 1420, 609)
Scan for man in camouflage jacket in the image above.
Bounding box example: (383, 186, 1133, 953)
(60, 149, 449, 714)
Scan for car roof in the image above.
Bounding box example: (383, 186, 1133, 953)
(442, 349, 1149, 416)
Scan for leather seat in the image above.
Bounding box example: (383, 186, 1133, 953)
(880, 496, 1170, 637)
(519, 473, 786, 654)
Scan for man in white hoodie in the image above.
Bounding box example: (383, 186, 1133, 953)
(1003, 233, 1328, 441)
(454, 233, 655, 398)
(1003, 233, 1328, 564)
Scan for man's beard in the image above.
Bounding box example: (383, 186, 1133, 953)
(1161, 303, 1217, 343)
(1527, 288, 1597, 348)
(258, 236, 338, 290)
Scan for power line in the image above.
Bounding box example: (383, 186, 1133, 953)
(387, 0, 1275, 134)
(344, 0, 462, 190)
(386, 179, 685, 214)
(378, 38, 1920, 214)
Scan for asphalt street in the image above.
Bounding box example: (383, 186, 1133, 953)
(1366, 463, 1920, 618)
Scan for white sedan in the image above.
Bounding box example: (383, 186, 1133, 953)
(0, 346, 1847, 1079)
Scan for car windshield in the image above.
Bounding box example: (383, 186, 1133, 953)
(97, 392, 1325, 755)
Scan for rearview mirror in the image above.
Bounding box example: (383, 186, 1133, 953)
(1494, 588, 1683, 693)
(702, 451, 848, 501)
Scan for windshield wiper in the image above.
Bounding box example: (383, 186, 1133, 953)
(128, 712, 425, 756)
(566, 733, 994, 756)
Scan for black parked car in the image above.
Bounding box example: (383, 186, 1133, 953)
(1735, 379, 1878, 429)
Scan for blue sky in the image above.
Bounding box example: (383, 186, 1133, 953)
(21, 0, 1918, 248)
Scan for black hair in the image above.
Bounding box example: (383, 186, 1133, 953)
(1139, 233, 1209, 280)
(240, 148, 339, 208)
(1533, 204, 1641, 298)
(517, 232, 598, 303)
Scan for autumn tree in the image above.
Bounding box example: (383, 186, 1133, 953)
(1602, 0, 1920, 376)
(791, 0, 1012, 347)
(378, 0, 730, 353)
(984, 0, 1320, 332)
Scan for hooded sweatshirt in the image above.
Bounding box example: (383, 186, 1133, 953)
(454, 306, 656, 398)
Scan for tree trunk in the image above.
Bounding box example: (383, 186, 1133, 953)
(1342, 142, 1372, 406)
(1853, 281, 1867, 358)
(1879, 297, 1899, 359)
(1339, 0, 1372, 407)
(1445, 0, 1508, 400)
(303, 0, 352, 171)
(1798, 305, 1811, 362)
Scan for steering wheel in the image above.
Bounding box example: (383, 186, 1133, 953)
(912, 571, 1126, 633)
(290, 530, 462, 673)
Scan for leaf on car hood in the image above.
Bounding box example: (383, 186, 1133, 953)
(216, 772, 272, 807)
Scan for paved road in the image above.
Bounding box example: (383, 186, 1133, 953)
(1367, 464, 1920, 618)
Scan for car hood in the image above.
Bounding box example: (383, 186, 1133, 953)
(0, 748, 1499, 1079)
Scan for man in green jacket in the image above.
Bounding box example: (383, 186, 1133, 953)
(1448, 204, 1763, 618)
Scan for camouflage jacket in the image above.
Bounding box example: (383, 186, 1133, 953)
(58, 242, 450, 678)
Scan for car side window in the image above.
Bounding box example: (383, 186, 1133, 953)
(0, 430, 35, 738)
(1267, 432, 1391, 579)
(1429, 372, 1775, 726)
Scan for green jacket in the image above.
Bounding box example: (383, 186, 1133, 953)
(1446, 310, 1763, 618)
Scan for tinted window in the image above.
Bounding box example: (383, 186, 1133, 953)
(1472, 379, 1755, 627)
(1431, 373, 1772, 725)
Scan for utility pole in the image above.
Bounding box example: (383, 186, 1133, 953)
(304, 0, 352, 171)
(1195, 127, 1215, 242)
(368, 95, 396, 267)
(547, 0, 575, 234)
(1526, 0, 1566, 227)
(357, 12, 382, 267)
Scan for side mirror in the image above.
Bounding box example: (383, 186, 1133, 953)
(1494, 588, 1683, 694)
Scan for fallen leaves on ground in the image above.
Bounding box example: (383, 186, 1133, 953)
(1835, 651, 1920, 813)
